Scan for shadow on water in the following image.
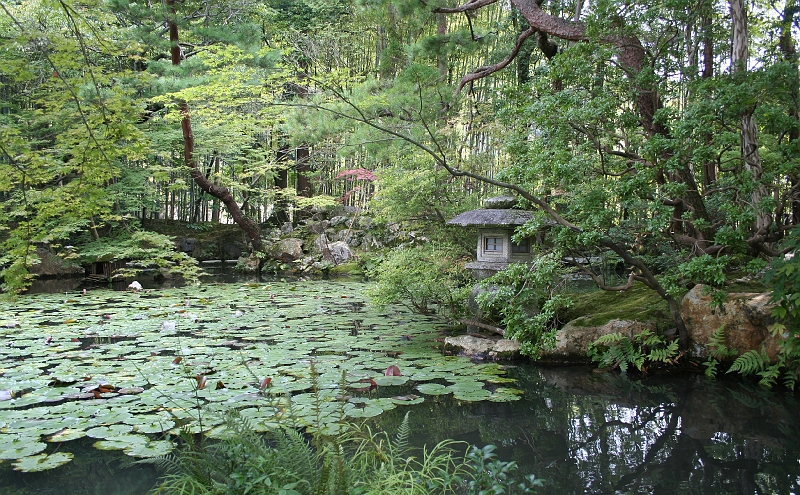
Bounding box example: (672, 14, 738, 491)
(2, 367, 799, 494)
(375, 365, 800, 495)
(0, 437, 158, 495)
(25, 264, 282, 294)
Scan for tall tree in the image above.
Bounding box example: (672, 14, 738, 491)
(161, 0, 263, 252)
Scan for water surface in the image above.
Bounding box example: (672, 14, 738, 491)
(1, 279, 797, 494)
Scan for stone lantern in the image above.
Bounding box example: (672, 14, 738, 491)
(447, 196, 540, 279)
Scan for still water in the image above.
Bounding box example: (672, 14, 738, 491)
(3, 364, 797, 494)
(2, 275, 798, 494)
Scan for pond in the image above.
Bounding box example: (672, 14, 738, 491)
(1, 278, 798, 494)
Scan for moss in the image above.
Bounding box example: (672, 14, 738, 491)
(724, 271, 769, 293)
(328, 261, 364, 276)
(559, 282, 671, 328)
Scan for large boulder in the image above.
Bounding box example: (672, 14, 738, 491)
(681, 284, 780, 360)
(236, 253, 260, 272)
(443, 335, 521, 360)
(539, 318, 656, 363)
(268, 238, 304, 263)
(314, 235, 353, 265)
(178, 238, 197, 253)
(307, 220, 329, 234)
(28, 247, 84, 278)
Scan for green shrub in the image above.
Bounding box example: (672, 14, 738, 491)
(477, 254, 572, 357)
(368, 242, 471, 321)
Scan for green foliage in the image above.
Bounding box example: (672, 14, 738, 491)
(588, 330, 680, 373)
(462, 445, 543, 495)
(727, 348, 769, 377)
(477, 254, 572, 357)
(368, 241, 471, 321)
(148, 370, 540, 495)
(720, 228, 800, 389)
(765, 227, 800, 333)
(78, 229, 200, 284)
(703, 326, 738, 379)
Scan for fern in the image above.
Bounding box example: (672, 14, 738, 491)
(592, 332, 628, 345)
(393, 412, 411, 457)
(648, 340, 679, 363)
(589, 330, 677, 373)
(727, 348, 769, 376)
(703, 358, 721, 378)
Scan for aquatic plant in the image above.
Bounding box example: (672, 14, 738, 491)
(0, 280, 521, 472)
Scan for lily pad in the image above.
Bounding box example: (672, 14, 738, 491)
(47, 428, 86, 443)
(374, 375, 408, 387)
(416, 383, 452, 395)
(123, 439, 174, 458)
(0, 279, 520, 471)
(85, 424, 134, 439)
(0, 438, 48, 460)
(12, 452, 74, 472)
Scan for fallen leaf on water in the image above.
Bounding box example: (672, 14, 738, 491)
(384, 365, 401, 376)
(172, 357, 182, 364)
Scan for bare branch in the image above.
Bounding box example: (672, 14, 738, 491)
(455, 27, 536, 95)
(458, 319, 505, 336)
(433, 0, 498, 14)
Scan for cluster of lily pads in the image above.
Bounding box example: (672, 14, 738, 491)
(0, 280, 521, 472)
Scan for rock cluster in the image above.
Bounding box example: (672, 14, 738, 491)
(681, 284, 780, 360)
(538, 284, 778, 363)
(450, 283, 780, 364)
(442, 335, 521, 360)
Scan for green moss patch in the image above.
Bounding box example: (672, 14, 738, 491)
(559, 282, 671, 328)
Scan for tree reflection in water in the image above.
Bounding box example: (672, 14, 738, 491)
(377, 365, 800, 494)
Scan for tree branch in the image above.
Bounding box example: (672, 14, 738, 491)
(455, 27, 537, 95)
(433, 0, 498, 14)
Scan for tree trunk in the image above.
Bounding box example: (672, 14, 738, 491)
(164, 0, 262, 252)
(779, 0, 800, 227)
(730, 0, 770, 235)
(701, 5, 717, 188)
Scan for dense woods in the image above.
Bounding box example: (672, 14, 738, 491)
(1, 0, 798, 348)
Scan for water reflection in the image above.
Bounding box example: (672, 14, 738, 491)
(382, 365, 800, 495)
(2, 363, 797, 494)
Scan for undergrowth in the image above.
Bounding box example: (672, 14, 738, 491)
(587, 330, 681, 373)
(145, 365, 542, 495)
